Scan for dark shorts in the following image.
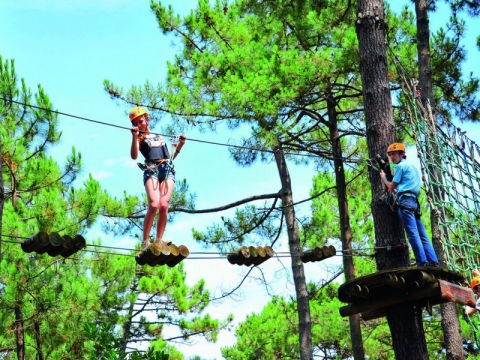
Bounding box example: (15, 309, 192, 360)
(143, 161, 175, 185)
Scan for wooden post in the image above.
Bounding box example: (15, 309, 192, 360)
(158, 244, 180, 266)
(166, 245, 190, 267)
(438, 279, 476, 307)
(344, 283, 371, 299)
(146, 243, 172, 266)
(242, 246, 259, 266)
(253, 246, 274, 266)
(227, 246, 250, 265)
(21, 232, 49, 253)
(36, 232, 63, 255)
(135, 244, 160, 266)
(47, 234, 74, 257)
(61, 235, 86, 258)
(301, 245, 335, 263)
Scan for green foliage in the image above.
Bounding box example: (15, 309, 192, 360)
(84, 323, 169, 360)
(0, 56, 229, 359)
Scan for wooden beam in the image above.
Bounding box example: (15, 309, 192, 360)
(339, 282, 440, 317)
(383, 273, 408, 289)
(343, 283, 371, 299)
(439, 279, 475, 307)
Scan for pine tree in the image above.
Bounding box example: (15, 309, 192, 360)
(0, 56, 229, 359)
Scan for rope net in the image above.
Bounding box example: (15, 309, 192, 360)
(404, 80, 480, 275)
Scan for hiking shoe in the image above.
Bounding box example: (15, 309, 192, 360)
(154, 239, 172, 246)
(417, 262, 429, 267)
(427, 262, 439, 267)
(140, 240, 151, 251)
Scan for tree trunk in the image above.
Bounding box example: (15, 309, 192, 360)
(356, 0, 428, 358)
(273, 141, 312, 360)
(415, 1, 464, 358)
(15, 304, 25, 360)
(121, 280, 139, 356)
(34, 319, 44, 360)
(327, 100, 365, 360)
(0, 135, 4, 257)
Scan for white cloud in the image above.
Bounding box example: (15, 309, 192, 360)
(90, 170, 113, 180)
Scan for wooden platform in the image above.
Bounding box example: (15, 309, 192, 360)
(338, 267, 475, 321)
(135, 243, 189, 267)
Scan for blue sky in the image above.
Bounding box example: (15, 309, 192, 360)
(1, 0, 479, 359)
(0, 1, 318, 358)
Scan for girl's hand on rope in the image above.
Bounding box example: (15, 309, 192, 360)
(179, 134, 186, 143)
(131, 126, 139, 137)
(473, 269, 480, 277)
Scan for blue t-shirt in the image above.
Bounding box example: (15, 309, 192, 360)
(392, 159, 421, 197)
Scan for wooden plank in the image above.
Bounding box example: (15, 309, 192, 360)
(383, 273, 408, 289)
(166, 245, 189, 267)
(21, 232, 49, 253)
(47, 234, 74, 257)
(227, 246, 250, 265)
(339, 283, 440, 317)
(147, 243, 172, 266)
(253, 246, 274, 266)
(338, 267, 464, 303)
(61, 235, 86, 258)
(360, 308, 387, 321)
(439, 279, 475, 307)
(344, 283, 371, 299)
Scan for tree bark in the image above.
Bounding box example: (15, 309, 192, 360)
(15, 304, 25, 360)
(0, 133, 4, 257)
(273, 141, 312, 360)
(327, 99, 365, 360)
(356, 0, 428, 358)
(121, 280, 139, 356)
(415, 1, 464, 358)
(34, 319, 44, 360)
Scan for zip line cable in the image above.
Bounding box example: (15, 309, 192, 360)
(1, 96, 365, 163)
(1, 234, 381, 259)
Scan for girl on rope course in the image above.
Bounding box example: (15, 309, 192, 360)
(379, 142, 439, 267)
(129, 106, 186, 250)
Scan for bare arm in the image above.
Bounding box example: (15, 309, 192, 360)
(173, 134, 186, 160)
(380, 170, 397, 192)
(467, 306, 477, 316)
(130, 127, 139, 160)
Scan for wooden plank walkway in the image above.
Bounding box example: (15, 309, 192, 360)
(338, 266, 475, 320)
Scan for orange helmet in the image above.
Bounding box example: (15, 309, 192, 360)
(129, 106, 148, 121)
(387, 142, 405, 153)
(471, 277, 480, 290)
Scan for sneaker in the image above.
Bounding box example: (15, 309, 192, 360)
(154, 238, 172, 246)
(140, 240, 151, 251)
(417, 262, 429, 267)
(427, 262, 439, 267)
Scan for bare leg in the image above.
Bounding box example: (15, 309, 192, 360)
(155, 178, 175, 242)
(142, 177, 160, 249)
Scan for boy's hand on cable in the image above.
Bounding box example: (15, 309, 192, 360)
(179, 134, 186, 143)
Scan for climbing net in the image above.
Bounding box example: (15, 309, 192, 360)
(403, 80, 480, 276)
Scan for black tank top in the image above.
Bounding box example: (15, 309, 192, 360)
(139, 135, 170, 161)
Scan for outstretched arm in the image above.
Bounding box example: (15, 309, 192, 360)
(130, 127, 139, 159)
(173, 134, 186, 160)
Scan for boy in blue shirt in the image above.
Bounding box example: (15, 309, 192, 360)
(379, 142, 439, 267)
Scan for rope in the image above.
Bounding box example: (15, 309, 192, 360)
(398, 75, 480, 342)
